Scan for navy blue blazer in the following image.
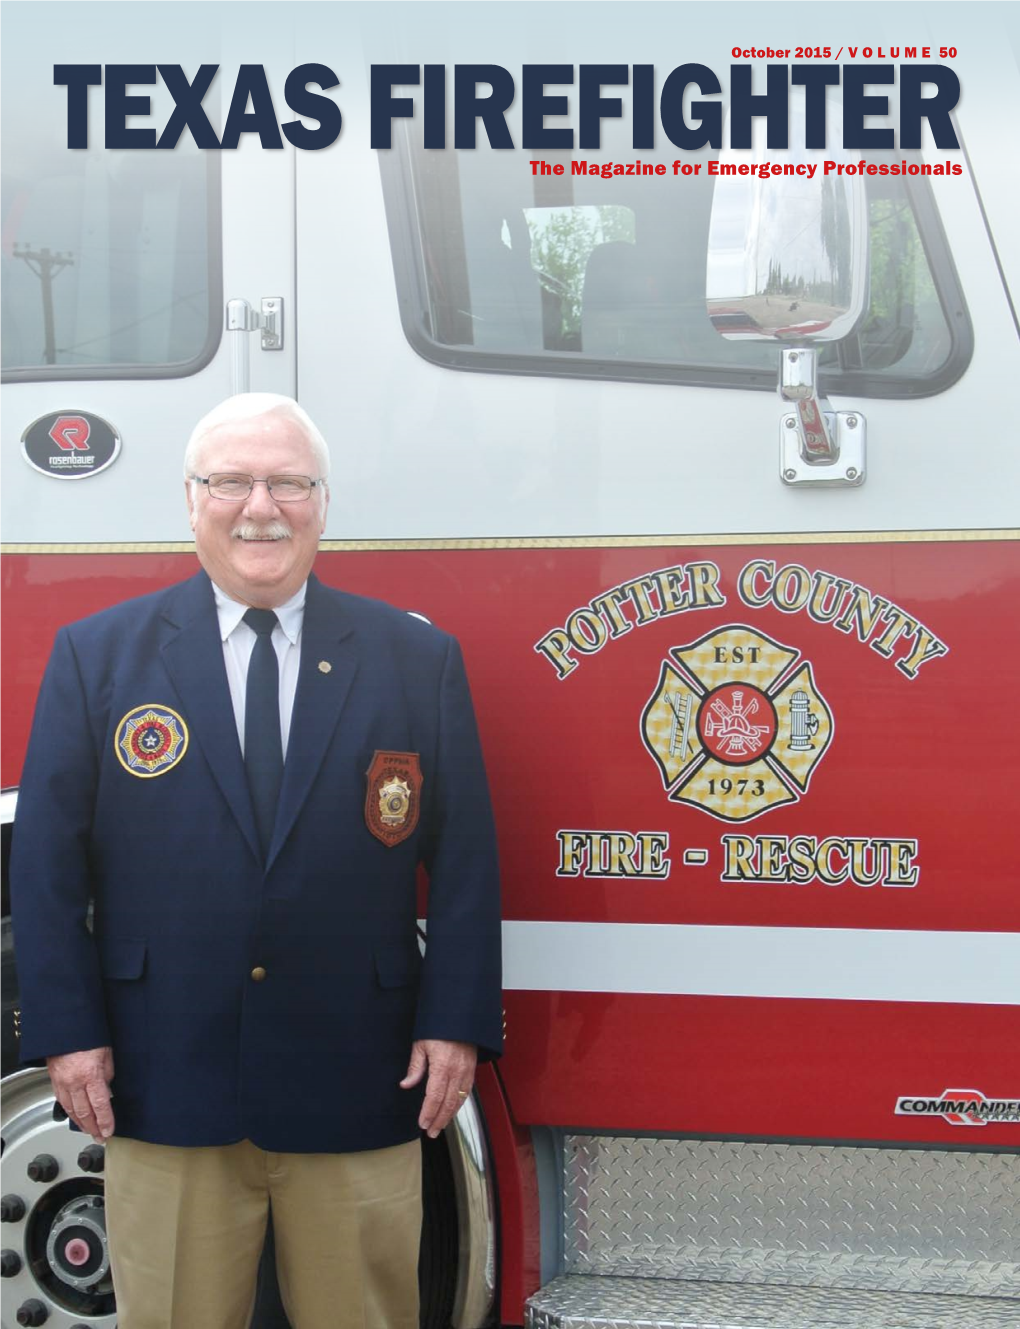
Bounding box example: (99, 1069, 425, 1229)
(12, 571, 502, 1152)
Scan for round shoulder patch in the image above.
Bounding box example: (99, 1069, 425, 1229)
(115, 704, 189, 778)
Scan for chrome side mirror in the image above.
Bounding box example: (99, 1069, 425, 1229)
(706, 173, 868, 345)
(706, 122, 870, 487)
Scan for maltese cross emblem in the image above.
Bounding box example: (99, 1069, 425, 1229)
(641, 625, 833, 822)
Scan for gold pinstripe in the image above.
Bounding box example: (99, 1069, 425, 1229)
(2, 529, 1018, 555)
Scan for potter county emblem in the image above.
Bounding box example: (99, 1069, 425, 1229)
(365, 750, 422, 846)
(641, 626, 832, 822)
(115, 705, 189, 778)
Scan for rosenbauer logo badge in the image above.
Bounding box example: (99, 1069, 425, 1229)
(22, 410, 121, 480)
(641, 625, 832, 822)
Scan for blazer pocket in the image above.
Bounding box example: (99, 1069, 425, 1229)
(374, 944, 421, 989)
(99, 936, 147, 981)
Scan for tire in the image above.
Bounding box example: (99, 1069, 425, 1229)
(1, 918, 20, 1081)
(419, 1131, 459, 1329)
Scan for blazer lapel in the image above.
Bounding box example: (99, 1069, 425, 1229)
(160, 572, 262, 865)
(267, 575, 357, 871)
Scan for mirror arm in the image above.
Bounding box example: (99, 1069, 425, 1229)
(779, 348, 837, 463)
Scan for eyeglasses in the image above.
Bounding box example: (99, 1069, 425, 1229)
(191, 473, 324, 502)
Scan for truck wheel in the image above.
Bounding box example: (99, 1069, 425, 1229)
(0, 1067, 116, 1328)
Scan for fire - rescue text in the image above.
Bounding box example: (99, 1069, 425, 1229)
(556, 831, 921, 886)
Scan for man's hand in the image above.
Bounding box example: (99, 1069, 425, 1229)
(400, 1039, 477, 1138)
(46, 1047, 115, 1143)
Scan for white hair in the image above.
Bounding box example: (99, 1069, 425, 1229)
(184, 394, 330, 496)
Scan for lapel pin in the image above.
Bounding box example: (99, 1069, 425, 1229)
(318, 660, 332, 674)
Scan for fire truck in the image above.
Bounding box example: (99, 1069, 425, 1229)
(1, 4, 1018, 1327)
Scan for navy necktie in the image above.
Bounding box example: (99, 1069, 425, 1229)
(243, 608, 283, 860)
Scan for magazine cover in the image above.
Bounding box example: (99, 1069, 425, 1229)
(2, 3, 1018, 1327)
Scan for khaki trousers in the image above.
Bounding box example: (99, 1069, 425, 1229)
(104, 1136, 422, 1329)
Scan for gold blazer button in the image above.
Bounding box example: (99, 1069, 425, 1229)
(251, 966, 267, 982)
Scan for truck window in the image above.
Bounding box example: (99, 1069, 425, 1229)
(382, 136, 971, 398)
(1, 132, 219, 381)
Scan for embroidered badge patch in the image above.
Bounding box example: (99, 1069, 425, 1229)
(365, 750, 422, 846)
(115, 704, 189, 778)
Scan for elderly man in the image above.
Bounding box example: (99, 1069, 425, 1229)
(11, 393, 502, 1329)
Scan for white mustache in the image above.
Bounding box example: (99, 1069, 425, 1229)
(231, 521, 292, 541)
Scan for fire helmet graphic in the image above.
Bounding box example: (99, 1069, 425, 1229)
(641, 625, 833, 822)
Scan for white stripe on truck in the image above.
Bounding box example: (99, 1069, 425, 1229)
(496, 921, 1020, 1005)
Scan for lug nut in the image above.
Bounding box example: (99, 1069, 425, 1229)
(52, 1102, 68, 1123)
(27, 1155, 59, 1184)
(17, 1300, 49, 1326)
(1, 1195, 27, 1222)
(1, 1248, 23, 1276)
(77, 1144, 105, 1174)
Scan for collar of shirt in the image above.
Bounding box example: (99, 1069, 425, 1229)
(212, 580, 307, 645)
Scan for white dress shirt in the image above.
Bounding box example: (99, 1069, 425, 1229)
(212, 581, 306, 758)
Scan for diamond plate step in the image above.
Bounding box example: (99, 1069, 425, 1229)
(563, 1138, 1019, 1298)
(524, 1274, 1020, 1329)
